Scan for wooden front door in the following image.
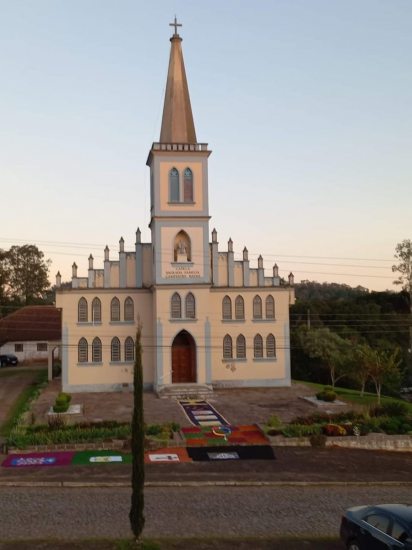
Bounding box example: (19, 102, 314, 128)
(172, 331, 196, 383)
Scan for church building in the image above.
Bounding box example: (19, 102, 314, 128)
(55, 21, 295, 394)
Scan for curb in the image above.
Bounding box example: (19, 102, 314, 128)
(1, 480, 412, 488)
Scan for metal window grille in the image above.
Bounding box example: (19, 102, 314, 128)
(266, 334, 276, 357)
(92, 298, 101, 323)
(125, 337, 134, 361)
(111, 297, 120, 322)
(92, 337, 102, 362)
(78, 298, 88, 322)
(124, 297, 134, 321)
(222, 296, 232, 319)
(266, 296, 275, 319)
(78, 338, 88, 363)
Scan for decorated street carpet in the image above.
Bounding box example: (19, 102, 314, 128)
(187, 445, 275, 461)
(181, 424, 269, 447)
(179, 399, 229, 427)
(2, 448, 192, 467)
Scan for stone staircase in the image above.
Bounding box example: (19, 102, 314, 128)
(156, 383, 214, 400)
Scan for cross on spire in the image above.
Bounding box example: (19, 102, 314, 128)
(169, 16, 182, 36)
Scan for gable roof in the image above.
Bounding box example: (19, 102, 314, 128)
(0, 306, 61, 346)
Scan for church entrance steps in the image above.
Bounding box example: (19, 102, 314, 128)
(156, 384, 213, 400)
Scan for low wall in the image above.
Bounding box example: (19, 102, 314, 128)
(269, 433, 412, 452)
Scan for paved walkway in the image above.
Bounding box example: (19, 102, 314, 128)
(30, 379, 354, 427)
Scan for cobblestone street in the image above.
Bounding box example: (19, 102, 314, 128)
(0, 484, 410, 540)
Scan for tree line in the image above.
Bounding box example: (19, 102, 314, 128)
(0, 244, 52, 317)
(291, 242, 411, 400)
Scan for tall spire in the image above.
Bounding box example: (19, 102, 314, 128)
(159, 18, 197, 144)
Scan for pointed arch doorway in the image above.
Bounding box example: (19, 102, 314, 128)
(171, 330, 196, 383)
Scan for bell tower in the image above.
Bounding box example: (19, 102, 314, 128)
(147, 19, 212, 285)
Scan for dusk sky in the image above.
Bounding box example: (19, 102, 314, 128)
(1, 1, 411, 291)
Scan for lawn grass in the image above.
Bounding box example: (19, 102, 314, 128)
(0, 368, 48, 437)
(294, 379, 412, 413)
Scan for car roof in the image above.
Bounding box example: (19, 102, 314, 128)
(374, 504, 412, 523)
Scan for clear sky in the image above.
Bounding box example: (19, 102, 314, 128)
(1, 1, 411, 291)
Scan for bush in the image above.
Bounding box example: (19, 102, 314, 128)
(316, 389, 337, 402)
(370, 402, 409, 418)
(266, 415, 282, 429)
(322, 424, 347, 437)
(281, 424, 322, 438)
(52, 392, 72, 413)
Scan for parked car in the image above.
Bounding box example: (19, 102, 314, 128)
(0, 354, 19, 367)
(340, 504, 412, 549)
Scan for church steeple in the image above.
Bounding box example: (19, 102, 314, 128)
(159, 18, 197, 144)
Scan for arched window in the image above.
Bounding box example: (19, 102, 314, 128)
(253, 295, 262, 319)
(111, 297, 120, 322)
(267, 334, 276, 358)
(183, 167, 193, 202)
(171, 292, 182, 319)
(78, 338, 88, 362)
(235, 296, 244, 320)
(170, 167, 180, 202)
(124, 297, 134, 322)
(125, 337, 134, 362)
(236, 334, 246, 359)
(92, 297, 101, 323)
(174, 230, 191, 262)
(185, 292, 196, 319)
(223, 334, 233, 359)
(78, 298, 88, 323)
(92, 337, 102, 362)
(222, 296, 232, 320)
(266, 296, 275, 319)
(254, 334, 263, 358)
(111, 337, 121, 362)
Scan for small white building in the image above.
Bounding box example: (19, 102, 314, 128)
(56, 23, 295, 394)
(0, 306, 61, 373)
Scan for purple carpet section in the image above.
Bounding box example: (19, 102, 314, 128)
(2, 451, 75, 468)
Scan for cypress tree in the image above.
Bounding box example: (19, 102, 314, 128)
(129, 323, 145, 543)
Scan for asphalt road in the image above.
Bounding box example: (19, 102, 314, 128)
(0, 484, 410, 541)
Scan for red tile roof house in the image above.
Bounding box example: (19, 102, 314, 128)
(0, 306, 61, 380)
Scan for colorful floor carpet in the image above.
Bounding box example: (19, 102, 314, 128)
(181, 424, 269, 447)
(187, 445, 275, 461)
(2, 451, 75, 468)
(179, 399, 229, 427)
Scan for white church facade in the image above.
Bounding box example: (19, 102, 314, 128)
(55, 23, 295, 393)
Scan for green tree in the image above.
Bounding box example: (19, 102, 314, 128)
(4, 245, 50, 305)
(354, 343, 372, 397)
(129, 323, 145, 544)
(298, 327, 351, 388)
(359, 345, 402, 404)
(392, 239, 412, 362)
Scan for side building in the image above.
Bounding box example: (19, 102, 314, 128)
(56, 24, 295, 393)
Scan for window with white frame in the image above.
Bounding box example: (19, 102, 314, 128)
(222, 296, 232, 320)
(170, 167, 180, 202)
(125, 337, 134, 361)
(92, 337, 102, 362)
(92, 298, 102, 323)
(253, 295, 262, 319)
(254, 334, 263, 358)
(124, 297, 134, 321)
(266, 334, 276, 357)
(235, 295, 244, 320)
(266, 296, 275, 319)
(111, 337, 121, 361)
(171, 292, 182, 319)
(78, 297, 88, 322)
(185, 292, 196, 319)
(236, 334, 246, 359)
(78, 338, 88, 363)
(111, 297, 120, 322)
(223, 334, 233, 359)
